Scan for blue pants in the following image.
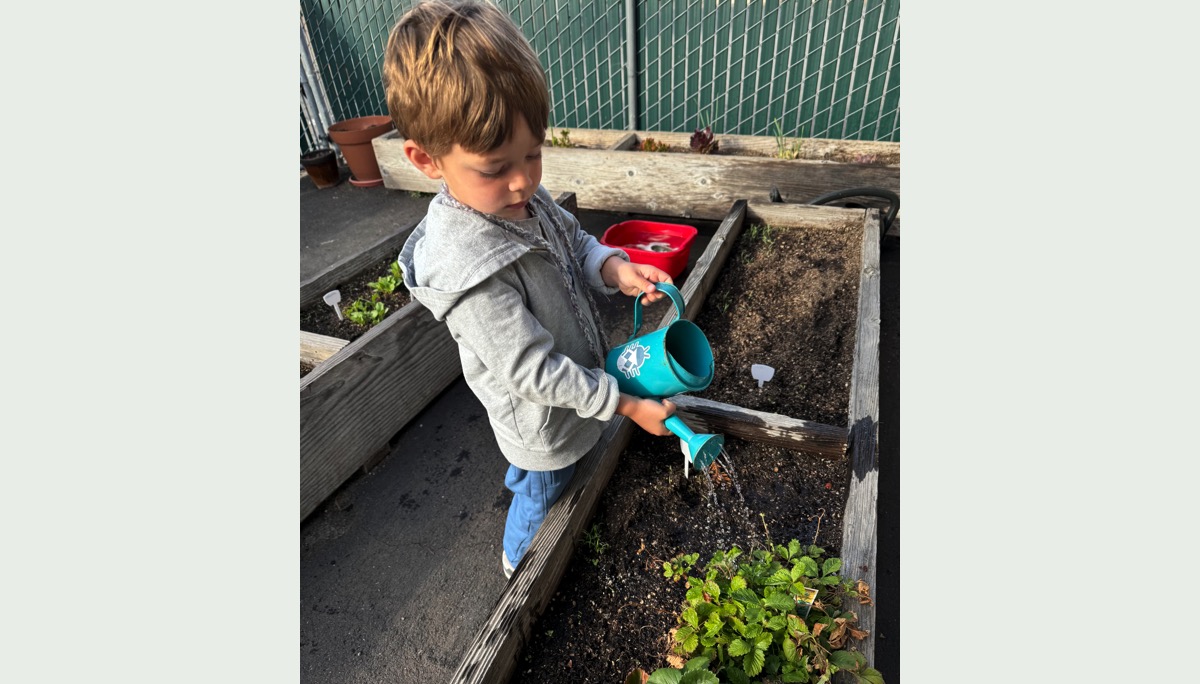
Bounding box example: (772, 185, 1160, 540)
(503, 462, 576, 565)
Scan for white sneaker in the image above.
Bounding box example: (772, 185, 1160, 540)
(502, 550, 515, 579)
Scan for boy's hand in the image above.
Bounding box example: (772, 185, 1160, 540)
(616, 394, 676, 436)
(602, 256, 674, 304)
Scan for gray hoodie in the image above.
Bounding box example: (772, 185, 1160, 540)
(397, 185, 630, 471)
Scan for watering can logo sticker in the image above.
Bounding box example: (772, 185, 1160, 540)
(615, 342, 652, 379)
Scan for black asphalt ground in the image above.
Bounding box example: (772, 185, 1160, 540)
(299, 164, 900, 682)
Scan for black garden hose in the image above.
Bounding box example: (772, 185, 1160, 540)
(807, 186, 899, 237)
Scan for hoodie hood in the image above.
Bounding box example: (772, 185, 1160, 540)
(397, 190, 534, 320)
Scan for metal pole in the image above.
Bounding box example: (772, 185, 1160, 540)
(625, 0, 638, 131)
(300, 11, 337, 143)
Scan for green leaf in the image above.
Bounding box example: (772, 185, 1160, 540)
(783, 637, 798, 662)
(729, 616, 748, 636)
(679, 671, 718, 684)
(764, 592, 795, 613)
(682, 607, 699, 627)
(703, 618, 723, 638)
(674, 625, 695, 646)
(728, 638, 751, 657)
(828, 650, 865, 671)
(725, 666, 750, 684)
(695, 603, 717, 621)
(782, 670, 810, 683)
(682, 631, 699, 653)
(756, 632, 774, 650)
(788, 540, 801, 559)
(686, 586, 704, 603)
(744, 603, 764, 625)
(719, 602, 738, 618)
(822, 558, 842, 577)
(684, 656, 711, 672)
(744, 648, 766, 677)
(704, 580, 721, 600)
(766, 614, 787, 631)
(858, 667, 885, 684)
(821, 576, 842, 585)
(791, 564, 804, 582)
(647, 669, 683, 684)
(808, 545, 824, 558)
(729, 575, 747, 592)
(768, 569, 793, 585)
(798, 556, 819, 577)
(700, 634, 717, 648)
(664, 564, 674, 578)
(787, 615, 803, 633)
(732, 589, 759, 604)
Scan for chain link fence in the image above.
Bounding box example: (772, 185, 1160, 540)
(300, 0, 899, 153)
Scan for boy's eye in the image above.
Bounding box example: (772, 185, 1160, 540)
(527, 152, 542, 161)
(479, 167, 504, 178)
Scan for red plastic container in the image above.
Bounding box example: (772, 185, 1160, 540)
(600, 220, 698, 280)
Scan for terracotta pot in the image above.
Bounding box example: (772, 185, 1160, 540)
(300, 149, 341, 189)
(327, 115, 395, 188)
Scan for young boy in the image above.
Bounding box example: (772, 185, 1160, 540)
(384, 0, 678, 579)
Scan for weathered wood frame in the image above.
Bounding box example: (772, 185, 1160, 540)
(298, 194, 579, 521)
(374, 128, 898, 222)
(450, 200, 881, 682)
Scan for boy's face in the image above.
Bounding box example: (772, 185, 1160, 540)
(405, 114, 544, 221)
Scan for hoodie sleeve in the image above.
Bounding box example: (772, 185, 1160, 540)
(441, 265, 621, 422)
(553, 202, 628, 295)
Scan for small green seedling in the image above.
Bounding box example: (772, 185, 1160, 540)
(549, 127, 572, 147)
(368, 274, 400, 295)
(345, 294, 388, 327)
(772, 119, 804, 160)
(579, 523, 609, 565)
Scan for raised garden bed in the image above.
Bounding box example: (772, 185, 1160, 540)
(299, 193, 578, 521)
(374, 128, 898, 222)
(447, 200, 881, 683)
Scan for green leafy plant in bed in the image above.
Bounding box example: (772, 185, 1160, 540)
(653, 540, 882, 684)
(345, 294, 388, 327)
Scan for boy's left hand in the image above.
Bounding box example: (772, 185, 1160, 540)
(602, 256, 673, 304)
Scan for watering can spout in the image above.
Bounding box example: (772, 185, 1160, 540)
(665, 415, 722, 471)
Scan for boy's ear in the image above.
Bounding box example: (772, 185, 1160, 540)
(403, 139, 443, 180)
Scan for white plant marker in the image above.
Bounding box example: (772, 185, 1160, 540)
(751, 363, 775, 388)
(681, 438, 692, 479)
(323, 289, 343, 321)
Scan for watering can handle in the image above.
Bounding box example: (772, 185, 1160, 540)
(629, 282, 686, 343)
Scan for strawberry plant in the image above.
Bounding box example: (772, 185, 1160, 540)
(657, 540, 882, 684)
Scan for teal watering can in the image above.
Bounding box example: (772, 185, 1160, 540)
(605, 282, 725, 471)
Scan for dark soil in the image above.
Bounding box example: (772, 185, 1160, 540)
(299, 254, 411, 377)
(694, 221, 862, 427)
(510, 432, 849, 684)
(511, 220, 864, 683)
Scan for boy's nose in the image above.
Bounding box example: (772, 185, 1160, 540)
(509, 167, 532, 192)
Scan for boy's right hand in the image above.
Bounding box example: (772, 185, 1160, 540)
(616, 394, 676, 436)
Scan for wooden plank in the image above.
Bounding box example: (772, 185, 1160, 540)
(300, 220, 419, 309)
(679, 200, 746, 322)
(376, 134, 899, 221)
(634, 130, 899, 166)
(671, 396, 846, 459)
(746, 201, 866, 231)
(300, 301, 459, 520)
(299, 330, 348, 366)
(839, 209, 882, 670)
(449, 202, 745, 684)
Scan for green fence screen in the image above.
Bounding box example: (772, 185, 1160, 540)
(300, 0, 899, 152)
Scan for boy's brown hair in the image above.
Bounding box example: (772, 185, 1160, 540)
(383, 0, 549, 158)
